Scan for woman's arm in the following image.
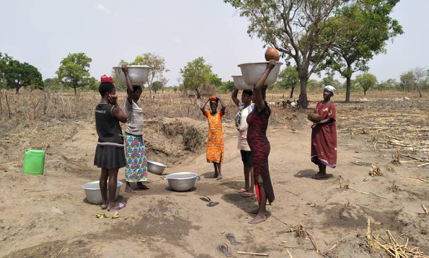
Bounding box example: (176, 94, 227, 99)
(200, 98, 210, 116)
(122, 65, 133, 104)
(217, 96, 226, 115)
(109, 95, 127, 123)
(231, 89, 240, 107)
(254, 60, 276, 112)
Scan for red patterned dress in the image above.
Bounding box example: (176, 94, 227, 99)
(311, 101, 337, 168)
(246, 103, 275, 204)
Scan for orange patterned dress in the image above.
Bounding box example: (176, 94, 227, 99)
(204, 110, 224, 163)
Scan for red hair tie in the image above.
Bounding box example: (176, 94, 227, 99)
(100, 74, 113, 83)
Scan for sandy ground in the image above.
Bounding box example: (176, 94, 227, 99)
(1, 96, 429, 258)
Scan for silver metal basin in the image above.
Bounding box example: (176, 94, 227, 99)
(232, 75, 253, 90)
(113, 65, 150, 86)
(238, 62, 283, 86)
(81, 181, 123, 204)
(147, 160, 167, 175)
(165, 172, 200, 192)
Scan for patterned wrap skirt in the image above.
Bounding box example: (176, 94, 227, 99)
(124, 133, 148, 182)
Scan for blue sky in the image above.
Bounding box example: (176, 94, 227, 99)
(1, 0, 427, 85)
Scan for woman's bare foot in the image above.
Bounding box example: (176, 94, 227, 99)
(216, 175, 223, 180)
(125, 184, 135, 193)
(249, 208, 260, 214)
(249, 213, 267, 224)
(136, 182, 149, 190)
(101, 203, 108, 210)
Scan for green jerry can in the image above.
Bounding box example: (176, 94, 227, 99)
(23, 150, 45, 175)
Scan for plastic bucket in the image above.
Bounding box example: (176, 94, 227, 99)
(23, 150, 45, 175)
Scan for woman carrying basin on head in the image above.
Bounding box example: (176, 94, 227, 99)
(121, 65, 149, 193)
(310, 86, 337, 179)
(247, 60, 277, 224)
(232, 89, 255, 197)
(200, 95, 226, 180)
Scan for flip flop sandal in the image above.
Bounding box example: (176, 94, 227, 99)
(108, 203, 126, 212)
(200, 196, 211, 203)
(225, 233, 238, 245)
(101, 203, 108, 210)
(243, 192, 255, 198)
(207, 201, 219, 207)
(217, 244, 232, 257)
(238, 188, 247, 193)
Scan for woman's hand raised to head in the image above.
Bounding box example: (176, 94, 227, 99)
(267, 59, 276, 71)
(121, 64, 128, 73)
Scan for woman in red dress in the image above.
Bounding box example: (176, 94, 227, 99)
(246, 60, 277, 224)
(311, 86, 337, 179)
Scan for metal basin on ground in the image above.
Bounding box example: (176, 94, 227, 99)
(147, 160, 167, 175)
(81, 181, 123, 204)
(165, 172, 200, 192)
(238, 62, 283, 86)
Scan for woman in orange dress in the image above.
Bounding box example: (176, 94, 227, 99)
(200, 96, 226, 180)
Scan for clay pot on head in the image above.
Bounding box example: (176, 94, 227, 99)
(265, 47, 280, 61)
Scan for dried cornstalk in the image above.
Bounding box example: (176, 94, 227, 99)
(391, 181, 399, 193)
(369, 165, 382, 177)
(391, 148, 401, 165)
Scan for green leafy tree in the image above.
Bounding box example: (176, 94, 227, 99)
(4, 60, 43, 94)
(56, 53, 94, 95)
(152, 81, 163, 94)
(224, 0, 348, 108)
(400, 68, 426, 97)
(276, 66, 299, 98)
(210, 74, 223, 88)
(0, 52, 14, 88)
(355, 73, 377, 95)
(319, 0, 403, 102)
(180, 57, 213, 99)
(131, 53, 168, 98)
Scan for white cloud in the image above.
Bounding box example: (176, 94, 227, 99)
(174, 38, 181, 44)
(95, 4, 110, 14)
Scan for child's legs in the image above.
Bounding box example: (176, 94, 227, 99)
(217, 162, 222, 176)
(213, 163, 218, 177)
(99, 168, 109, 204)
(108, 168, 119, 204)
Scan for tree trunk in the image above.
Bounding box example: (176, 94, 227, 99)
(290, 87, 295, 98)
(74, 86, 77, 95)
(15, 86, 20, 94)
(195, 88, 201, 99)
(415, 85, 423, 98)
(346, 76, 351, 102)
(298, 76, 309, 109)
(364, 90, 367, 96)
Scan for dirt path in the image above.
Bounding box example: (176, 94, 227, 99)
(1, 117, 428, 257)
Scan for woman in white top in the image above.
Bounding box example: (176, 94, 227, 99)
(232, 89, 255, 197)
(121, 65, 148, 193)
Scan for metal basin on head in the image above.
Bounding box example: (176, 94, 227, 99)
(232, 76, 253, 90)
(238, 62, 283, 86)
(113, 65, 150, 86)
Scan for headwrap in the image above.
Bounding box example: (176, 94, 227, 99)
(209, 96, 218, 101)
(100, 74, 113, 83)
(324, 85, 336, 96)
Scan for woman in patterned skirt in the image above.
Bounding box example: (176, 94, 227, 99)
(122, 65, 148, 193)
(247, 60, 277, 224)
(200, 96, 226, 180)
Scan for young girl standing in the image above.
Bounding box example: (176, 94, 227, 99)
(94, 75, 127, 211)
(200, 96, 226, 180)
(121, 65, 148, 193)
